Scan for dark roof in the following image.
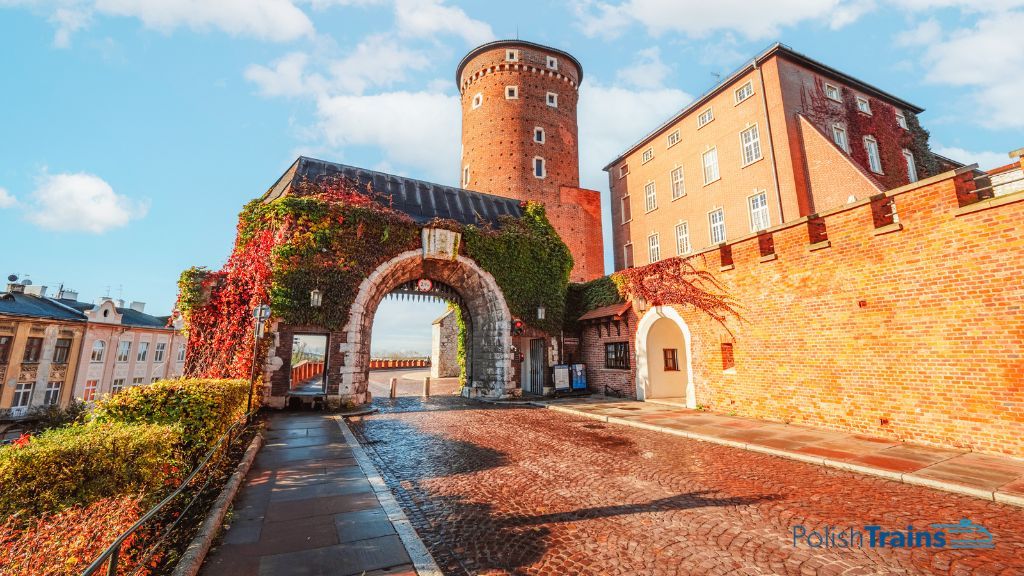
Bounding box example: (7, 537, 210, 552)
(55, 298, 171, 329)
(578, 302, 631, 322)
(604, 43, 926, 170)
(264, 157, 524, 228)
(455, 39, 584, 86)
(0, 293, 86, 322)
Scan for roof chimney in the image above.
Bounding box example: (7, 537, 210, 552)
(24, 285, 47, 297)
(7, 283, 25, 294)
(129, 301, 146, 313)
(60, 289, 79, 301)
(115, 299, 125, 308)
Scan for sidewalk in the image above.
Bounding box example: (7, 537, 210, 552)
(533, 396, 1024, 507)
(201, 412, 439, 576)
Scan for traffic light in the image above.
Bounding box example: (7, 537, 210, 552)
(511, 319, 525, 335)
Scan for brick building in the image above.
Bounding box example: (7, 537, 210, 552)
(605, 43, 956, 271)
(457, 40, 604, 282)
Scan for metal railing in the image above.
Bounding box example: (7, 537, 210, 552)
(81, 412, 255, 576)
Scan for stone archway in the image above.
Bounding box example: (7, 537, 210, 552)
(635, 306, 695, 407)
(330, 249, 513, 405)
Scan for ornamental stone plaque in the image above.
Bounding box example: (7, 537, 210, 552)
(422, 228, 461, 260)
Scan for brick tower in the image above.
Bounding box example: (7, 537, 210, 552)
(457, 40, 604, 282)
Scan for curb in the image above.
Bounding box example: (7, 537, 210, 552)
(531, 401, 1024, 508)
(337, 406, 379, 417)
(334, 417, 443, 576)
(172, 432, 264, 576)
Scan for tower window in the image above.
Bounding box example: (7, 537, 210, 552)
(534, 127, 545, 143)
(546, 56, 558, 70)
(505, 85, 519, 99)
(546, 92, 558, 107)
(472, 93, 483, 109)
(463, 166, 470, 186)
(506, 49, 519, 62)
(533, 157, 546, 178)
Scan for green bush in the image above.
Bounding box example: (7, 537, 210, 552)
(0, 422, 181, 519)
(92, 378, 249, 460)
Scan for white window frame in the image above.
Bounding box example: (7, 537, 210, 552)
(832, 125, 849, 152)
(546, 55, 558, 70)
(903, 149, 918, 183)
(734, 81, 754, 104)
(748, 190, 770, 232)
(622, 243, 634, 269)
(505, 49, 519, 62)
(644, 181, 657, 212)
(641, 147, 654, 164)
(533, 126, 545, 144)
(177, 344, 186, 362)
(895, 111, 908, 130)
(824, 82, 842, 102)
(856, 96, 872, 115)
(84, 379, 98, 402)
(740, 124, 762, 167)
(670, 166, 685, 200)
(137, 341, 149, 362)
(90, 340, 105, 362)
(666, 130, 680, 148)
(44, 381, 61, 406)
(116, 341, 131, 363)
(618, 164, 629, 178)
(505, 85, 519, 99)
(702, 147, 720, 185)
(709, 208, 726, 245)
(472, 92, 483, 109)
(697, 107, 714, 128)
(533, 156, 546, 179)
(112, 378, 125, 394)
(132, 377, 144, 386)
(13, 382, 33, 407)
(546, 92, 558, 107)
(463, 165, 470, 186)
(620, 195, 632, 224)
(648, 233, 661, 264)
(864, 136, 883, 174)
(675, 221, 691, 255)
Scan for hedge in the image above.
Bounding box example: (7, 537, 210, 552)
(0, 422, 181, 519)
(92, 378, 249, 461)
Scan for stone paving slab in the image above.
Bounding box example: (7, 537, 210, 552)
(535, 397, 1024, 507)
(201, 412, 436, 576)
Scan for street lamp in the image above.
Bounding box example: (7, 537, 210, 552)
(247, 304, 272, 419)
(310, 288, 323, 308)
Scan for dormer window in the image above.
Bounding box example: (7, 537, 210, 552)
(505, 49, 519, 62)
(546, 56, 558, 70)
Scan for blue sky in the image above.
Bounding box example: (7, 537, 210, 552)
(1, 0, 1021, 353)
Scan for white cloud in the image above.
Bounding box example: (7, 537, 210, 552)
(574, 0, 861, 40)
(50, 6, 90, 47)
(889, 0, 1024, 11)
(25, 172, 148, 233)
(933, 146, 1015, 170)
(393, 0, 494, 45)
(0, 187, 17, 208)
(246, 52, 320, 98)
(616, 47, 671, 89)
(895, 18, 941, 46)
(93, 0, 314, 41)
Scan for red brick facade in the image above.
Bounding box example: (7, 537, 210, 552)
(590, 169, 1024, 457)
(458, 41, 603, 281)
(579, 317, 638, 398)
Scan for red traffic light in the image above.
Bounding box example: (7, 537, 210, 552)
(511, 319, 525, 335)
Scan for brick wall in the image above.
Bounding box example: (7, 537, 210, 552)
(579, 316, 637, 398)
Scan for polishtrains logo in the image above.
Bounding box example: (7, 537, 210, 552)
(792, 519, 994, 549)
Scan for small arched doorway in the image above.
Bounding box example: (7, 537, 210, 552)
(635, 306, 694, 407)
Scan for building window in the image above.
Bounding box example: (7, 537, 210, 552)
(0, 335, 11, 364)
(463, 166, 470, 186)
(697, 107, 714, 128)
(641, 147, 654, 164)
(472, 93, 483, 109)
(667, 130, 680, 147)
(749, 191, 770, 232)
(116, 341, 131, 363)
(648, 233, 661, 263)
(534, 127, 545, 144)
(896, 111, 908, 130)
(90, 340, 105, 362)
(864, 136, 883, 174)
(619, 164, 629, 178)
(721, 343, 735, 370)
(734, 81, 754, 104)
(151, 377, 160, 383)
(675, 222, 691, 255)
(132, 377, 145, 386)
(546, 92, 558, 107)
(154, 342, 166, 363)
(546, 55, 558, 70)
(505, 49, 518, 62)
(12, 382, 33, 408)
(903, 149, 918, 183)
(623, 243, 634, 268)
(505, 85, 518, 99)
(670, 167, 685, 199)
(112, 378, 125, 394)
(137, 342, 149, 362)
(709, 208, 726, 244)
(663, 349, 679, 371)
(44, 381, 62, 405)
(644, 181, 657, 212)
(824, 82, 841, 102)
(84, 379, 98, 402)
(740, 124, 762, 166)
(533, 157, 546, 178)
(23, 337, 43, 363)
(702, 147, 720, 184)
(177, 344, 186, 362)
(856, 96, 872, 114)
(605, 342, 629, 369)
(832, 125, 849, 152)
(620, 195, 632, 223)
(52, 338, 72, 364)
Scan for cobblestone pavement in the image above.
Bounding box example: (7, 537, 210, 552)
(348, 396, 1024, 576)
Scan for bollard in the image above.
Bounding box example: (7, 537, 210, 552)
(422, 376, 431, 397)
(389, 377, 398, 399)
